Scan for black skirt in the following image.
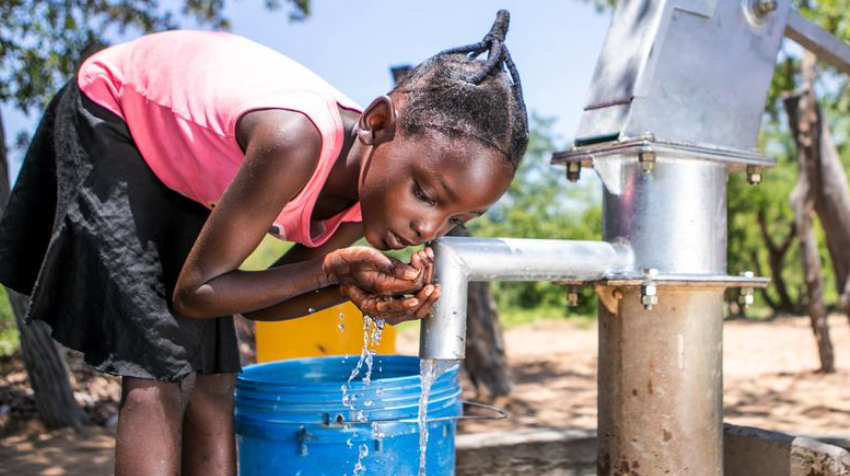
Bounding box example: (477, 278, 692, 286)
(0, 80, 240, 381)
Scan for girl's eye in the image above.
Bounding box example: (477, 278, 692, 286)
(414, 183, 436, 206)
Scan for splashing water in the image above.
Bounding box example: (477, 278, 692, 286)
(362, 319, 384, 386)
(340, 316, 387, 476)
(352, 443, 369, 476)
(345, 318, 373, 390)
(417, 358, 456, 476)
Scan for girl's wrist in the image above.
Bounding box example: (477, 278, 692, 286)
(320, 254, 341, 287)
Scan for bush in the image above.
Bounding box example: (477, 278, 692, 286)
(0, 287, 19, 357)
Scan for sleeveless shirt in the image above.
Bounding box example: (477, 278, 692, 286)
(77, 30, 363, 247)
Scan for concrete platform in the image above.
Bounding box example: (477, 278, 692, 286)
(456, 424, 850, 476)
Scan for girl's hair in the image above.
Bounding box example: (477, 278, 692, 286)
(390, 10, 529, 170)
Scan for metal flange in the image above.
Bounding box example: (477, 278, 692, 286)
(551, 135, 774, 172)
(555, 272, 770, 289)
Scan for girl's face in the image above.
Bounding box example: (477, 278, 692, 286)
(359, 130, 514, 250)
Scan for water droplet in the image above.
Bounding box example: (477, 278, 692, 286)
(308, 307, 316, 313)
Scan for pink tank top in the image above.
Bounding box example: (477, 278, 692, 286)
(77, 30, 362, 247)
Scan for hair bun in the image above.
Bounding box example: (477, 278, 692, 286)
(485, 10, 510, 43)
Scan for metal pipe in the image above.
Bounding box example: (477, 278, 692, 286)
(598, 287, 724, 475)
(594, 157, 727, 475)
(419, 237, 634, 361)
(785, 10, 850, 76)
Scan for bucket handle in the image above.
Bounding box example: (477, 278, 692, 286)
(328, 400, 509, 427)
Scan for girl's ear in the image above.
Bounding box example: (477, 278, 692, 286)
(357, 95, 397, 146)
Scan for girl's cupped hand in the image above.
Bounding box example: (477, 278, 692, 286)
(323, 246, 427, 296)
(337, 248, 441, 325)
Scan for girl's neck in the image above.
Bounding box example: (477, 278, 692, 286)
(322, 107, 363, 203)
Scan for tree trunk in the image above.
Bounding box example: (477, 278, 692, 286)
(447, 226, 512, 400)
(791, 185, 835, 373)
(756, 210, 798, 314)
(784, 52, 836, 373)
(786, 52, 850, 327)
(0, 108, 87, 427)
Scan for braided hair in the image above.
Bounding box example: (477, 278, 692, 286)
(390, 10, 529, 170)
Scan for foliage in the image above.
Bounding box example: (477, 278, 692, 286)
(0, 0, 311, 113)
(470, 114, 602, 316)
(0, 287, 17, 357)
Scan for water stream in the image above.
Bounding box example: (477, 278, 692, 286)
(340, 315, 386, 475)
(417, 358, 456, 476)
(339, 313, 456, 476)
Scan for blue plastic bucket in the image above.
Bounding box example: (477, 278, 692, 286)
(235, 355, 462, 476)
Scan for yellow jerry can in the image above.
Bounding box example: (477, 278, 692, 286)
(255, 301, 396, 362)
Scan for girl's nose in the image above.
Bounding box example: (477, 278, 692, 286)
(411, 218, 439, 243)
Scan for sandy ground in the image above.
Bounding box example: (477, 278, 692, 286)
(2, 314, 849, 475)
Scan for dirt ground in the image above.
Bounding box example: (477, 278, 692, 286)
(2, 314, 849, 475)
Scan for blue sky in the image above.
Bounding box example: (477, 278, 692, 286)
(2, 1, 613, 180)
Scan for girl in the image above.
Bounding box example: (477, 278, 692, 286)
(0, 9, 528, 476)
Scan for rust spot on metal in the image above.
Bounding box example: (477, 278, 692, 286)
(632, 388, 638, 396)
(633, 460, 640, 469)
(647, 379, 654, 395)
(663, 429, 673, 441)
(620, 460, 630, 473)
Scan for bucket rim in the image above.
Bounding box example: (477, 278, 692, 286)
(237, 354, 459, 388)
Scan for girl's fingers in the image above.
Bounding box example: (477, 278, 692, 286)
(370, 274, 421, 296)
(413, 250, 432, 287)
(425, 258, 436, 284)
(399, 284, 434, 320)
(381, 255, 419, 281)
(377, 298, 411, 314)
(415, 284, 440, 319)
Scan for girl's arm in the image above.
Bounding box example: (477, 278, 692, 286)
(173, 109, 419, 318)
(242, 222, 363, 321)
(173, 109, 331, 318)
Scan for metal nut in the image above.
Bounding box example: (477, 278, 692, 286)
(738, 288, 755, 308)
(756, 0, 778, 15)
(639, 151, 656, 174)
(746, 165, 762, 185)
(641, 293, 659, 310)
(566, 162, 582, 182)
(640, 283, 658, 310)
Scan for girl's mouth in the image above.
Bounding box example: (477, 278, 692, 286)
(386, 230, 407, 249)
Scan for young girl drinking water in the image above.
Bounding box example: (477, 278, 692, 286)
(0, 9, 528, 476)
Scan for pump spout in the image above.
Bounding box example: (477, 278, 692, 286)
(418, 237, 633, 361)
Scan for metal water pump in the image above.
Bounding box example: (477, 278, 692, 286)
(419, 0, 850, 474)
